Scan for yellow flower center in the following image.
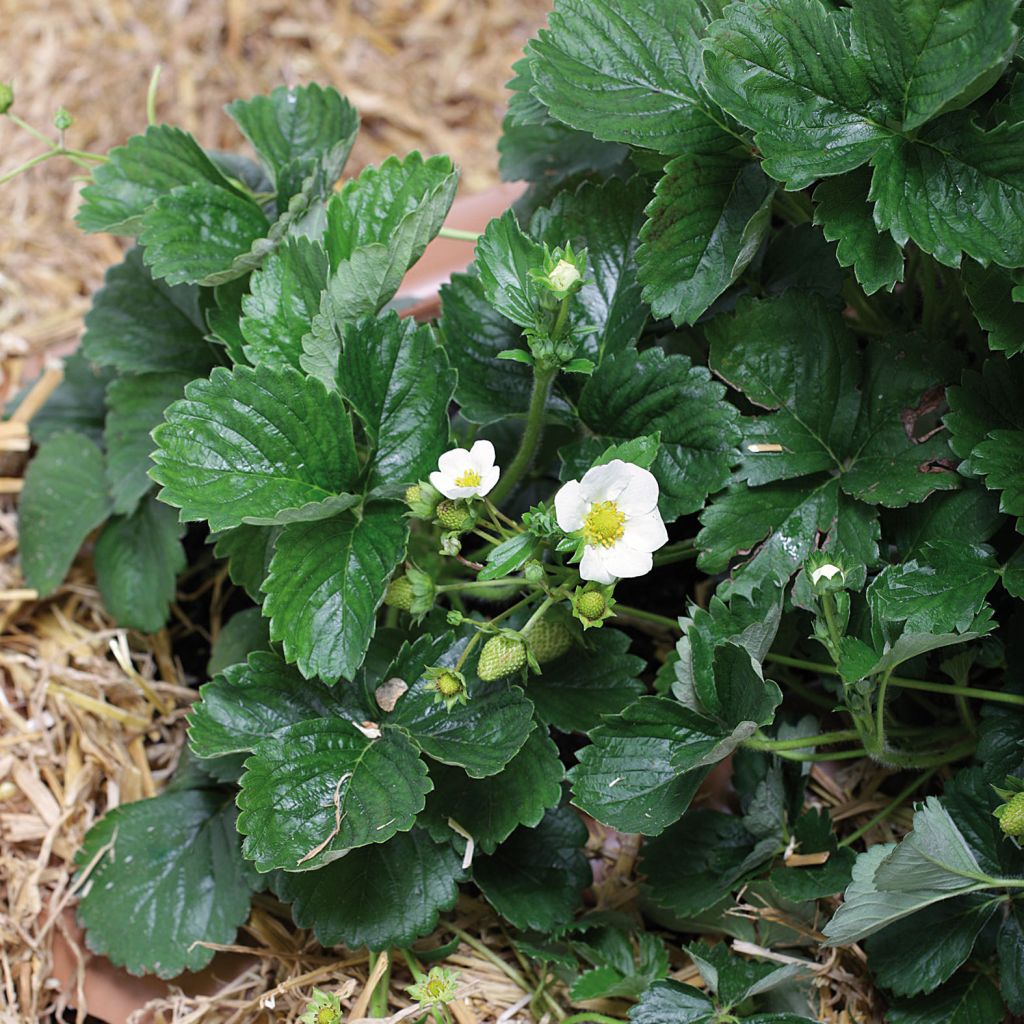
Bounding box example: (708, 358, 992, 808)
(454, 468, 482, 488)
(583, 500, 625, 548)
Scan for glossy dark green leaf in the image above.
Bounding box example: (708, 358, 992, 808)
(637, 145, 774, 325)
(339, 313, 456, 493)
(21, 353, 113, 445)
(998, 903, 1024, 1015)
(866, 895, 996, 998)
(813, 168, 903, 295)
(528, 628, 645, 733)
(274, 829, 463, 950)
(629, 980, 715, 1024)
(239, 237, 328, 371)
(94, 496, 186, 633)
(419, 728, 564, 854)
(20, 432, 112, 596)
(528, 0, 728, 155)
(261, 504, 408, 683)
(226, 83, 359, 205)
(704, 0, 888, 188)
(188, 651, 345, 759)
(76, 789, 255, 978)
(104, 371, 191, 515)
(77, 124, 237, 235)
(946, 356, 1024, 479)
(885, 974, 1005, 1024)
(474, 806, 591, 932)
(478, 532, 538, 582)
(769, 809, 855, 902)
(237, 717, 430, 871)
(212, 524, 280, 601)
(574, 347, 741, 521)
(206, 607, 270, 676)
(474, 210, 546, 329)
(139, 181, 271, 286)
(82, 248, 215, 376)
(151, 364, 359, 531)
(962, 261, 1024, 357)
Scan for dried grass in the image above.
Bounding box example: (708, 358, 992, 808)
(0, 0, 551, 362)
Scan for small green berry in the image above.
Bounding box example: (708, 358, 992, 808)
(525, 618, 573, 664)
(425, 666, 469, 709)
(577, 590, 606, 621)
(477, 634, 527, 681)
(0, 83, 13, 114)
(384, 575, 415, 610)
(998, 791, 1024, 837)
(405, 484, 422, 506)
(436, 499, 474, 532)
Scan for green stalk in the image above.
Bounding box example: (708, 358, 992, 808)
(488, 364, 557, 505)
(839, 767, 940, 847)
(437, 227, 481, 242)
(745, 729, 861, 752)
(612, 604, 680, 631)
(561, 1015, 625, 1024)
(146, 64, 162, 125)
(653, 539, 698, 567)
(368, 951, 392, 1017)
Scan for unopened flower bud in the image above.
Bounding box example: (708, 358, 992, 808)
(440, 532, 461, 557)
(523, 559, 545, 584)
(547, 258, 581, 293)
(53, 106, 72, 132)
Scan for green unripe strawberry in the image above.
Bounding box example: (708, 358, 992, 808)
(434, 672, 464, 698)
(998, 791, 1024, 837)
(477, 635, 527, 680)
(384, 575, 415, 610)
(436, 499, 474, 532)
(525, 618, 573, 664)
(577, 590, 606, 621)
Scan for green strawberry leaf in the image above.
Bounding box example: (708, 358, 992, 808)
(82, 248, 216, 376)
(527, 0, 730, 155)
(569, 347, 741, 521)
(636, 144, 774, 325)
(151, 364, 359, 531)
(870, 114, 1024, 268)
(76, 124, 238, 235)
(629, 981, 715, 1024)
(962, 261, 1024, 357)
(686, 940, 813, 1007)
(769, 809, 855, 902)
(260, 503, 408, 683)
(237, 716, 431, 871)
(704, 0, 889, 189)
(76, 788, 255, 978)
(20, 432, 112, 597)
(104, 371, 191, 516)
(528, 628, 645, 733)
(813, 167, 903, 295)
(885, 974, 1005, 1024)
(274, 829, 463, 951)
(337, 313, 456, 493)
(823, 798, 1010, 945)
(325, 152, 457, 265)
(188, 651, 347, 759)
(94, 496, 185, 633)
(850, 0, 1017, 131)
(239, 237, 329, 371)
(419, 728, 564, 855)
(998, 903, 1024, 1015)
(474, 210, 546, 330)
(866, 895, 997, 998)
(866, 540, 1000, 634)
(138, 180, 271, 287)
(226, 83, 359, 206)
(21, 353, 113, 445)
(571, 648, 780, 836)
(531, 176, 650, 360)
(473, 805, 591, 932)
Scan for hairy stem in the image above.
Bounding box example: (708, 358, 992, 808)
(489, 365, 557, 505)
(437, 227, 481, 241)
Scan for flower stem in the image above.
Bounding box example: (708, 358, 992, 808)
(437, 577, 529, 594)
(368, 951, 391, 1017)
(839, 767, 940, 848)
(612, 604, 679, 631)
(488, 365, 557, 505)
(522, 595, 555, 634)
(745, 729, 861, 752)
(146, 64, 162, 125)
(653, 539, 697, 566)
(438, 227, 481, 242)
(764, 653, 1024, 708)
(561, 1015, 625, 1024)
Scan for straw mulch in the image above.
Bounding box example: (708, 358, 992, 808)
(1, 0, 551, 364)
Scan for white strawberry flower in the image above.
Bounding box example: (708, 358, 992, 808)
(429, 440, 500, 499)
(555, 460, 668, 584)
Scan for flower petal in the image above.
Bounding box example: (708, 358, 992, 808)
(579, 460, 632, 503)
(478, 465, 500, 496)
(617, 465, 660, 516)
(555, 479, 587, 532)
(623, 510, 668, 553)
(438, 448, 469, 475)
(580, 545, 617, 584)
(468, 439, 496, 472)
(429, 470, 460, 499)
(600, 542, 653, 580)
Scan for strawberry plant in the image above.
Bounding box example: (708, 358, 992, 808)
(9, 0, 1024, 1017)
